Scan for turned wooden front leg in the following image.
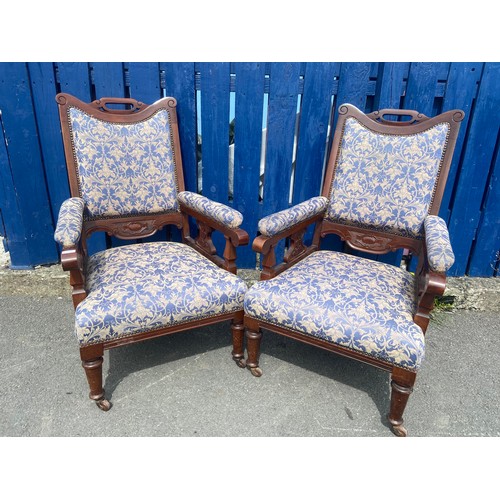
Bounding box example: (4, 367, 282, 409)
(231, 311, 246, 368)
(245, 317, 263, 377)
(387, 368, 417, 437)
(82, 357, 105, 401)
(80, 344, 111, 411)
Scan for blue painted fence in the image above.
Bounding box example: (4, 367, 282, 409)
(0, 62, 498, 276)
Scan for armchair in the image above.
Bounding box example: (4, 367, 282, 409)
(55, 93, 248, 411)
(243, 104, 464, 436)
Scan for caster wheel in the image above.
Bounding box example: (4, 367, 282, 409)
(96, 399, 112, 412)
(235, 358, 246, 368)
(249, 367, 263, 377)
(391, 424, 408, 437)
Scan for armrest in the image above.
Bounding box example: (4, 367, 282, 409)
(178, 191, 243, 229)
(54, 198, 87, 308)
(258, 196, 329, 237)
(424, 215, 455, 273)
(54, 197, 85, 247)
(178, 191, 248, 274)
(253, 197, 329, 280)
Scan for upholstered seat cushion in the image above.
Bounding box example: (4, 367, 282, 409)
(244, 251, 425, 370)
(75, 242, 247, 345)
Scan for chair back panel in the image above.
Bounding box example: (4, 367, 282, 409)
(57, 94, 182, 221)
(322, 105, 464, 243)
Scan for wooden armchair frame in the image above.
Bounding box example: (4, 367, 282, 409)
(56, 93, 248, 410)
(245, 104, 464, 436)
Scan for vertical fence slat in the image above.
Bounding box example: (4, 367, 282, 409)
(199, 63, 231, 203)
(197, 63, 231, 255)
(404, 62, 449, 114)
(439, 62, 483, 223)
(468, 144, 500, 276)
(232, 62, 266, 268)
(293, 62, 336, 205)
(334, 63, 372, 120)
(28, 62, 70, 227)
(56, 62, 107, 255)
(127, 62, 161, 103)
(92, 62, 125, 98)
(0, 115, 31, 265)
(161, 62, 197, 244)
(56, 62, 92, 100)
(263, 62, 301, 214)
(262, 62, 301, 261)
(448, 62, 500, 276)
(0, 63, 58, 268)
(161, 62, 197, 195)
(375, 62, 408, 109)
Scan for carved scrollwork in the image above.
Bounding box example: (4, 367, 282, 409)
(196, 221, 216, 255)
(338, 104, 349, 115)
(85, 214, 183, 240)
(347, 231, 394, 252)
(165, 98, 177, 109)
(284, 229, 307, 263)
(117, 220, 155, 238)
(55, 94, 68, 105)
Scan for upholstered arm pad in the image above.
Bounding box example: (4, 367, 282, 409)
(424, 215, 455, 273)
(178, 191, 243, 229)
(258, 196, 329, 237)
(54, 197, 85, 247)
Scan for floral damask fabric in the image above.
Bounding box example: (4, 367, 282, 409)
(424, 215, 455, 273)
(258, 196, 329, 237)
(54, 197, 85, 247)
(325, 117, 450, 238)
(69, 107, 179, 218)
(245, 251, 425, 370)
(178, 191, 243, 228)
(75, 242, 247, 345)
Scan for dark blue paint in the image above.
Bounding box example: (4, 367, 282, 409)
(0, 62, 498, 276)
(448, 63, 500, 276)
(0, 63, 58, 267)
(232, 62, 266, 268)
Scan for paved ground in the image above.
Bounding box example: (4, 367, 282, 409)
(0, 287, 499, 436)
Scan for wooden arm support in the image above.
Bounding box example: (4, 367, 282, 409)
(252, 213, 324, 280)
(61, 245, 87, 309)
(180, 205, 249, 274)
(413, 245, 447, 333)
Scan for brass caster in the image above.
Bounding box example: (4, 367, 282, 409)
(96, 398, 112, 412)
(234, 358, 246, 368)
(249, 366, 263, 377)
(391, 423, 408, 437)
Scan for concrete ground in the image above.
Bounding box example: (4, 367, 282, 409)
(0, 258, 499, 437)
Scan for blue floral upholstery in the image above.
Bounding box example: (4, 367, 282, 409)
(258, 196, 329, 237)
(54, 197, 85, 247)
(245, 251, 425, 370)
(75, 242, 247, 345)
(424, 215, 455, 273)
(68, 107, 179, 219)
(325, 117, 450, 238)
(178, 191, 243, 228)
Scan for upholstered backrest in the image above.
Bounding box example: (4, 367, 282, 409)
(60, 96, 180, 220)
(324, 114, 451, 239)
